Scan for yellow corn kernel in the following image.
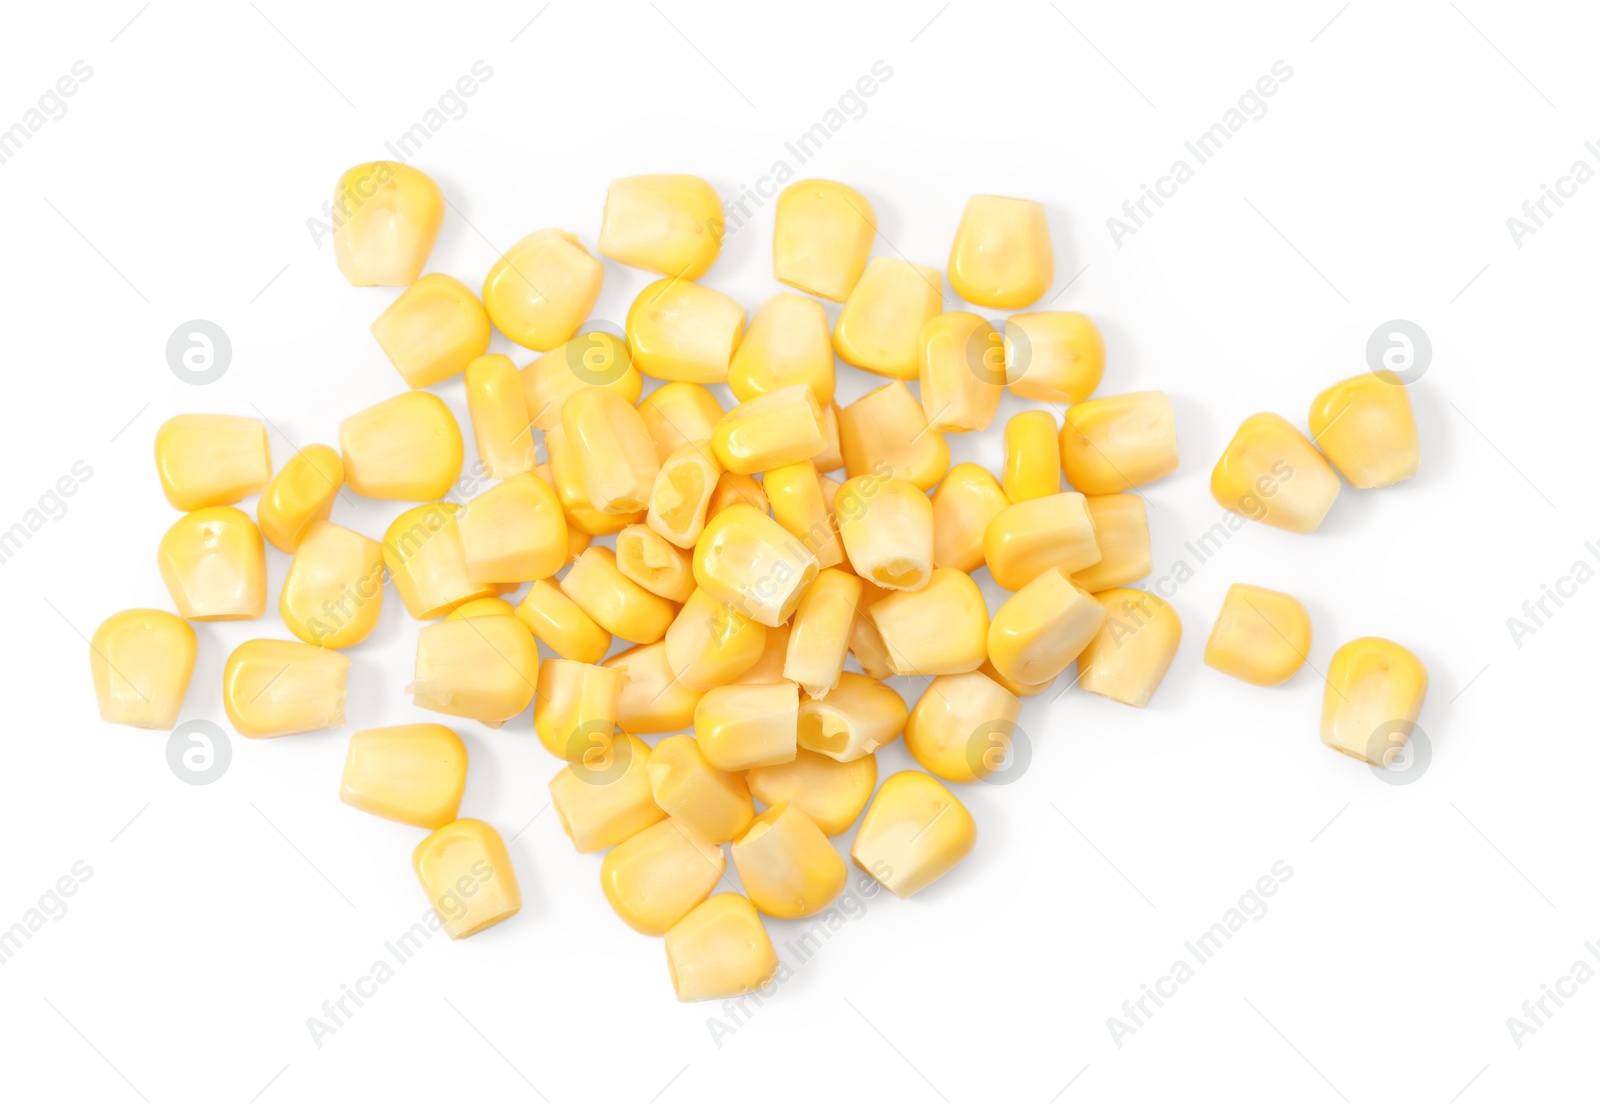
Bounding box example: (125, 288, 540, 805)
(919, 312, 1004, 432)
(90, 609, 196, 729)
(747, 748, 877, 838)
(446, 597, 517, 620)
(605, 642, 703, 733)
(838, 381, 949, 491)
(521, 332, 643, 431)
(371, 273, 491, 389)
(341, 724, 466, 828)
(1321, 637, 1428, 765)
(601, 818, 726, 936)
(566, 525, 592, 561)
(544, 423, 641, 536)
(1076, 589, 1182, 708)
(732, 803, 846, 919)
(695, 681, 799, 770)
(665, 588, 766, 689)
(463, 354, 536, 478)
(599, 174, 723, 279)
(648, 442, 720, 549)
(154, 414, 271, 511)
(281, 521, 385, 648)
(832, 257, 943, 380)
(783, 569, 862, 699)
(616, 523, 696, 603)
(869, 567, 988, 676)
(412, 819, 521, 939)
(1309, 372, 1420, 488)
(561, 387, 661, 515)
(815, 406, 845, 473)
(340, 392, 463, 502)
(1204, 583, 1311, 687)
(549, 731, 664, 852)
(728, 293, 835, 405)
(257, 445, 343, 553)
(647, 733, 755, 843)
(764, 461, 844, 570)
(904, 671, 1021, 783)
(852, 771, 977, 898)
(1004, 311, 1104, 404)
(983, 491, 1101, 591)
(1060, 392, 1179, 494)
(834, 475, 933, 591)
(627, 279, 745, 383)
(332, 161, 443, 287)
(383, 503, 494, 619)
(664, 893, 779, 1002)
(979, 657, 1052, 699)
(773, 179, 876, 301)
(534, 659, 625, 761)
(1212, 412, 1341, 533)
(457, 472, 568, 586)
(948, 194, 1053, 309)
(223, 639, 349, 738)
(736, 621, 791, 685)
(931, 463, 1008, 573)
(157, 506, 266, 621)
(988, 568, 1104, 687)
(693, 504, 819, 628)
(846, 580, 895, 680)
(637, 383, 725, 462)
(516, 579, 611, 662)
(561, 547, 677, 644)
(412, 614, 538, 723)
(482, 229, 603, 352)
(712, 384, 826, 475)
(1072, 494, 1151, 592)
(797, 671, 906, 762)
(1003, 410, 1062, 502)
(706, 471, 770, 521)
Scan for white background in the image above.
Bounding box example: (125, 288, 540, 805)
(0, 1, 1591, 1102)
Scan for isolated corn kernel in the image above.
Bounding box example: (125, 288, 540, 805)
(988, 569, 1104, 687)
(1059, 392, 1179, 494)
(601, 818, 726, 936)
(535, 658, 625, 761)
(371, 273, 491, 389)
(707, 470, 770, 521)
(412, 614, 538, 723)
(712, 384, 826, 475)
(223, 639, 349, 738)
(664, 588, 766, 689)
(545, 423, 641, 537)
(1003, 410, 1062, 502)
(1321, 637, 1428, 765)
(412, 819, 521, 939)
(605, 642, 703, 734)
(446, 597, 516, 620)
(979, 657, 1052, 699)
(1076, 589, 1182, 708)
(340, 392, 463, 502)
(815, 406, 845, 473)
(458, 472, 568, 585)
(695, 681, 799, 770)
(784, 569, 862, 698)
(919, 312, 1004, 432)
(482, 229, 604, 352)
(647, 733, 755, 843)
(549, 732, 664, 852)
(931, 463, 1008, 573)
(797, 672, 906, 762)
(560, 387, 661, 515)
(736, 621, 791, 685)
(1204, 583, 1311, 687)
(1309, 371, 1421, 488)
(732, 803, 846, 919)
(870, 567, 989, 676)
(1004, 311, 1103, 404)
(627, 279, 745, 383)
(763, 461, 845, 569)
(521, 332, 642, 431)
(727, 294, 835, 408)
(257, 445, 343, 553)
(600, 174, 723, 279)
(838, 381, 949, 490)
(693, 504, 819, 628)
(833, 257, 943, 380)
(463, 354, 536, 478)
(384, 503, 494, 619)
(1072, 495, 1151, 592)
(834, 475, 934, 591)
(341, 724, 466, 828)
(949, 194, 1053, 309)
(905, 671, 1021, 783)
(637, 383, 725, 462)
(664, 893, 779, 1002)
(773, 179, 876, 301)
(983, 492, 1101, 592)
(616, 524, 695, 603)
(90, 609, 196, 729)
(852, 771, 977, 898)
(515, 579, 609, 662)
(157, 506, 266, 621)
(332, 161, 443, 286)
(281, 521, 384, 648)
(154, 415, 271, 511)
(1212, 412, 1340, 533)
(648, 442, 720, 549)
(562, 547, 677, 644)
(747, 748, 877, 838)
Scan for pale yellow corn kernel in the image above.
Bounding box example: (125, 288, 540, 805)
(605, 642, 703, 733)
(904, 671, 1021, 783)
(815, 406, 845, 473)
(545, 423, 641, 536)
(561, 547, 677, 644)
(838, 381, 950, 491)
(732, 802, 846, 919)
(931, 463, 1008, 573)
(154, 414, 271, 511)
(988, 569, 1105, 687)
(522, 332, 643, 431)
(281, 521, 384, 648)
(549, 731, 664, 852)
(852, 771, 977, 898)
(746, 748, 877, 838)
(458, 472, 568, 586)
(341, 724, 466, 828)
(223, 639, 349, 738)
(463, 354, 536, 478)
(728, 293, 836, 405)
(332, 161, 443, 286)
(340, 392, 463, 502)
(712, 384, 826, 475)
(561, 387, 662, 515)
(979, 658, 1052, 698)
(1204, 583, 1312, 687)
(1072, 494, 1152, 592)
(919, 312, 1004, 432)
(482, 228, 603, 352)
(1309, 371, 1420, 488)
(157, 506, 266, 621)
(1212, 412, 1340, 533)
(257, 445, 343, 553)
(764, 461, 845, 570)
(665, 588, 767, 689)
(949, 194, 1053, 309)
(846, 581, 896, 680)
(600, 174, 723, 279)
(90, 609, 196, 729)
(412, 818, 521, 939)
(446, 597, 517, 620)
(412, 614, 538, 723)
(1004, 311, 1104, 404)
(371, 273, 491, 389)
(797, 672, 906, 762)
(534, 659, 625, 761)
(1321, 637, 1428, 765)
(706, 471, 770, 521)
(1059, 391, 1179, 494)
(1076, 588, 1182, 708)
(773, 179, 876, 301)
(601, 818, 726, 936)
(693, 504, 819, 628)
(783, 569, 862, 699)
(647, 733, 755, 843)
(637, 383, 725, 462)
(616, 524, 696, 603)
(833, 257, 943, 380)
(648, 442, 720, 549)
(695, 681, 799, 770)
(982, 492, 1102, 592)
(664, 893, 779, 1003)
(735, 622, 791, 685)
(383, 503, 494, 619)
(517, 579, 611, 662)
(869, 567, 989, 676)
(627, 279, 745, 383)
(834, 475, 934, 591)
(1003, 410, 1062, 502)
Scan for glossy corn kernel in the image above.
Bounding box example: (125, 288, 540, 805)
(979, 657, 1052, 699)
(848, 605, 895, 680)
(784, 569, 862, 698)
(983, 492, 1101, 592)
(616, 524, 696, 603)
(707, 471, 770, 520)
(458, 472, 568, 585)
(747, 748, 877, 838)
(1309, 372, 1421, 488)
(773, 179, 876, 301)
(1072, 495, 1151, 592)
(154, 415, 271, 511)
(838, 381, 949, 491)
(665, 893, 779, 1003)
(664, 588, 766, 689)
(732, 803, 847, 919)
(931, 463, 1008, 573)
(1204, 583, 1311, 687)
(371, 273, 491, 389)
(712, 384, 826, 475)
(516, 579, 610, 662)
(257, 445, 343, 553)
(482, 229, 603, 352)
(637, 383, 725, 462)
(904, 671, 1021, 783)
(534, 659, 625, 761)
(600, 174, 723, 279)
(832, 257, 943, 380)
(919, 312, 1004, 432)
(340, 392, 463, 502)
(648, 442, 720, 549)
(627, 279, 745, 383)
(647, 733, 755, 843)
(695, 681, 799, 770)
(1212, 412, 1340, 533)
(602, 818, 726, 936)
(797, 672, 906, 762)
(522, 332, 643, 432)
(1321, 637, 1428, 765)
(815, 407, 845, 473)
(412, 819, 521, 939)
(762, 461, 844, 569)
(549, 732, 663, 852)
(949, 195, 1053, 309)
(562, 547, 677, 644)
(693, 504, 819, 628)
(988, 569, 1104, 687)
(1004, 311, 1104, 404)
(412, 614, 538, 724)
(463, 354, 536, 478)
(728, 293, 835, 405)
(544, 423, 641, 536)
(852, 771, 976, 898)
(736, 621, 791, 685)
(1076, 589, 1181, 708)
(1003, 410, 1063, 502)
(870, 567, 988, 676)
(605, 642, 704, 733)
(1059, 391, 1179, 494)
(384, 503, 494, 619)
(281, 521, 385, 648)
(157, 507, 266, 621)
(834, 475, 934, 591)
(341, 724, 466, 828)
(446, 597, 517, 620)
(223, 639, 349, 738)
(561, 387, 661, 515)
(332, 162, 443, 286)
(90, 609, 196, 729)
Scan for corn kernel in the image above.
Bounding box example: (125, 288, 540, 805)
(340, 392, 463, 502)
(457, 472, 568, 585)
(557, 388, 659, 516)
(562, 547, 677, 644)
(257, 445, 343, 553)
(869, 567, 988, 676)
(732, 803, 846, 919)
(712, 384, 826, 475)
(637, 383, 725, 462)
(412, 614, 538, 724)
(773, 179, 876, 301)
(482, 229, 603, 352)
(1003, 410, 1063, 502)
(815, 406, 845, 473)
(1204, 583, 1311, 687)
(157, 506, 266, 621)
(1059, 392, 1179, 494)
(1321, 637, 1428, 765)
(797, 672, 906, 762)
(1072, 495, 1151, 592)
(281, 521, 385, 648)
(834, 475, 933, 591)
(545, 423, 641, 536)
(736, 621, 791, 685)
(838, 381, 949, 490)
(852, 771, 976, 898)
(694, 681, 799, 770)
(599, 174, 723, 279)
(223, 639, 349, 738)
(601, 818, 726, 936)
(446, 597, 517, 620)
(535, 659, 625, 761)
(647, 733, 755, 843)
(746, 748, 877, 837)
(605, 642, 703, 733)
(462, 354, 536, 478)
(707, 471, 770, 521)
(664, 893, 778, 1002)
(664, 588, 767, 689)
(648, 442, 720, 549)
(1076, 589, 1181, 708)
(931, 463, 1008, 573)
(784, 569, 862, 698)
(1004, 311, 1103, 404)
(615, 524, 696, 603)
(384, 503, 494, 619)
(332, 162, 443, 286)
(412, 818, 521, 939)
(549, 731, 663, 852)
(979, 658, 1052, 699)
(1309, 371, 1420, 488)
(693, 504, 819, 628)
(919, 312, 1004, 432)
(832, 257, 943, 380)
(1212, 412, 1340, 533)
(846, 580, 895, 680)
(948, 194, 1053, 309)
(521, 332, 642, 431)
(154, 414, 271, 511)
(371, 273, 491, 389)
(627, 279, 745, 383)
(90, 609, 196, 729)
(341, 724, 466, 828)
(988, 568, 1104, 687)
(904, 671, 1021, 783)
(763, 461, 845, 569)
(983, 491, 1101, 591)
(516, 579, 610, 662)
(728, 293, 835, 405)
